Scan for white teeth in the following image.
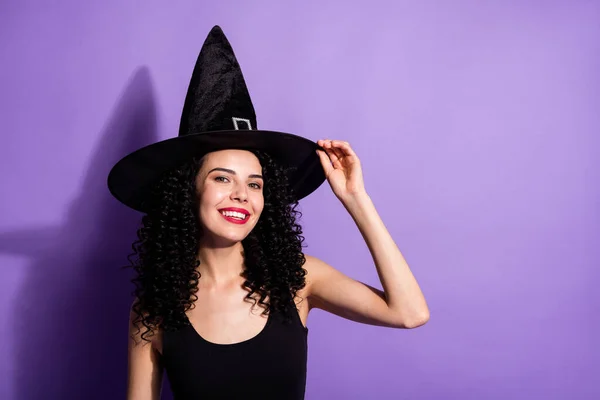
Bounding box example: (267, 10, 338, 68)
(221, 211, 247, 220)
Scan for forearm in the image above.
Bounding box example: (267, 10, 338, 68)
(343, 192, 430, 326)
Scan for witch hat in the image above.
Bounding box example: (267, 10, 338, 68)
(107, 25, 325, 212)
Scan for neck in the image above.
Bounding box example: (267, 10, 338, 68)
(196, 239, 245, 287)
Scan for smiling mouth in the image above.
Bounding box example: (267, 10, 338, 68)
(219, 210, 250, 224)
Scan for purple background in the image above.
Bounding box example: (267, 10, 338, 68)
(1, 1, 599, 399)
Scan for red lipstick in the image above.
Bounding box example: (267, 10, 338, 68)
(218, 207, 250, 225)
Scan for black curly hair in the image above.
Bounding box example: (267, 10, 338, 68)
(127, 150, 307, 343)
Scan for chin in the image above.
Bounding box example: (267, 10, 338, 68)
(219, 229, 251, 243)
(201, 218, 256, 245)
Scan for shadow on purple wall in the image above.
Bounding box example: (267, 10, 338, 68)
(1, 67, 174, 399)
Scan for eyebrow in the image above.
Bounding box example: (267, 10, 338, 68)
(207, 167, 263, 180)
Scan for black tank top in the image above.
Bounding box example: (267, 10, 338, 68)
(162, 301, 308, 399)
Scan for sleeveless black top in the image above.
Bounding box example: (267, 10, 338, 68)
(162, 302, 308, 399)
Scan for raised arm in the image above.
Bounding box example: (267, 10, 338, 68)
(309, 140, 429, 329)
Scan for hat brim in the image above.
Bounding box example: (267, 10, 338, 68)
(107, 130, 326, 212)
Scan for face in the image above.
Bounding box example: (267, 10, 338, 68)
(195, 149, 264, 246)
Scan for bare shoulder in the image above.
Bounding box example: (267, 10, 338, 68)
(128, 299, 164, 399)
(129, 300, 163, 352)
(300, 253, 342, 300)
(302, 253, 336, 284)
(300, 252, 356, 314)
(293, 254, 329, 316)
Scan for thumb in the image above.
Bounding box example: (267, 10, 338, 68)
(316, 149, 334, 176)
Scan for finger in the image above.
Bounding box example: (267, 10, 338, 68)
(331, 140, 359, 164)
(321, 140, 338, 159)
(320, 139, 343, 168)
(331, 147, 345, 166)
(317, 140, 333, 159)
(316, 149, 334, 175)
(318, 139, 332, 148)
(327, 141, 348, 166)
(332, 140, 358, 157)
(325, 146, 343, 169)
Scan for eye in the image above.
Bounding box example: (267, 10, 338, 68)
(249, 182, 262, 190)
(215, 176, 229, 183)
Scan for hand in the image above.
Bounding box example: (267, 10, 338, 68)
(316, 139, 366, 202)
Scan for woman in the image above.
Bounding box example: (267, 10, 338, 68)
(108, 26, 429, 399)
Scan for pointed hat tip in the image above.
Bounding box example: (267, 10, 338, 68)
(209, 25, 225, 36)
(205, 25, 230, 43)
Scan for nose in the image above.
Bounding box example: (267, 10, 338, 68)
(231, 182, 248, 202)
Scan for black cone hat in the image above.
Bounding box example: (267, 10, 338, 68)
(107, 26, 325, 212)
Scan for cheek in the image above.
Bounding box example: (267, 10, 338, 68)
(252, 196, 265, 215)
(199, 185, 227, 204)
(197, 187, 228, 215)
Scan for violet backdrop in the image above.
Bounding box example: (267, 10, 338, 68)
(1, 1, 598, 399)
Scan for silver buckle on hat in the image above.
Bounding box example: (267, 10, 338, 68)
(232, 117, 252, 130)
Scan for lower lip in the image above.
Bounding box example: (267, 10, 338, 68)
(220, 213, 249, 225)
